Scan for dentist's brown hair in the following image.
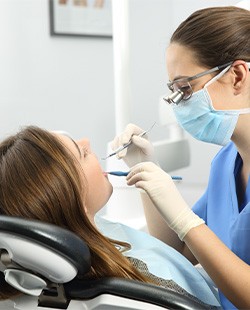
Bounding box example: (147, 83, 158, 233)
(170, 6, 250, 68)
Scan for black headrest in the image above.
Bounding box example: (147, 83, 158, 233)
(0, 216, 91, 276)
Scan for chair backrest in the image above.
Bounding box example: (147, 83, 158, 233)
(0, 216, 219, 310)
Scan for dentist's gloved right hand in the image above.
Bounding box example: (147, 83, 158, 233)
(126, 162, 205, 241)
(111, 123, 156, 168)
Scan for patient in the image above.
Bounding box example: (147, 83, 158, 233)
(0, 126, 220, 307)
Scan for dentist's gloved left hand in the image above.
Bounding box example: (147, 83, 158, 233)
(126, 162, 205, 240)
(111, 123, 157, 168)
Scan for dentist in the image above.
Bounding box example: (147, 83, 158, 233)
(112, 6, 250, 309)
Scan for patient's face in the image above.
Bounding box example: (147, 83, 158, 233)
(55, 133, 113, 222)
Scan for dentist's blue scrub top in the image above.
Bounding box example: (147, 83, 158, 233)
(193, 141, 250, 309)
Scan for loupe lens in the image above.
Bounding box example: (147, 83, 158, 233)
(163, 89, 184, 105)
(181, 86, 192, 100)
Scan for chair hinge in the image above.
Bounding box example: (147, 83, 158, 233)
(38, 283, 70, 309)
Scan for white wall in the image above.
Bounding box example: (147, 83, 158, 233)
(0, 0, 115, 164)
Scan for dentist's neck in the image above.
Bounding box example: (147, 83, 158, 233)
(231, 114, 250, 172)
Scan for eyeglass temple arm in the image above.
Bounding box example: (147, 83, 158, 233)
(168, 61, 233, 87)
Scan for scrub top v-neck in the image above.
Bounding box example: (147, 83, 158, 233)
(192, 142, 250, 309)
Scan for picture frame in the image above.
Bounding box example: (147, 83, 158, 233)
(49, 0, 112, 38)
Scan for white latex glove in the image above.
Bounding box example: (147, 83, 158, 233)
(111, 123, 156, 168)
(126, 162, 205, 240)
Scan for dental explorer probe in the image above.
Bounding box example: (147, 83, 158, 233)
(102, 122, 156, 160)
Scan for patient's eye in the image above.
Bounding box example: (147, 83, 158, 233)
(81, 146, 90, 157)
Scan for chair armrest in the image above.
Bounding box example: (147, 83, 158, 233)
(65, 277, 220, 310)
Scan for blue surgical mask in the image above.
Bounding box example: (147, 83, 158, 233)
(172, 65, 250, 146)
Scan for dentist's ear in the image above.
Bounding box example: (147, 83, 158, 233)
(231, 60, 249, 95)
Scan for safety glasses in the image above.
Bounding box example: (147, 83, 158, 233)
(164, 62, 233, 105)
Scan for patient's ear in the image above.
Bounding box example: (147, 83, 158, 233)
(231, 60, 249, 95)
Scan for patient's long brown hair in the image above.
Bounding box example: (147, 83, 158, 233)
(0, 126, 151, 299)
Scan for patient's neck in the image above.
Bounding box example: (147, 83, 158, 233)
(88, 214, 97, 228)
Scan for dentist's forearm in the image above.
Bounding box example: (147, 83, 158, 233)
(141, 192, 181, 246)
(140, 191, 197, 264)
(184, 224, 250, 309)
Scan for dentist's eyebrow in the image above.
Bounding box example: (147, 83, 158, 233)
(172, 75, 189, 81)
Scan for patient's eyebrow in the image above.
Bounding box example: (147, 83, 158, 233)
(52, 130, 81, 158)
(70, 138, 81, 158)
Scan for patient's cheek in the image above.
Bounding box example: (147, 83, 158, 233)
(85, 174, 112, 215)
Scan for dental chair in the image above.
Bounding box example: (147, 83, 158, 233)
(0, 216, 218, 310)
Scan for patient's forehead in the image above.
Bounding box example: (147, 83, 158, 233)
(52, 132, 81, 158)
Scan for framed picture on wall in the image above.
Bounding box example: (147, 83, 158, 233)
(49, 0, 112, 38)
